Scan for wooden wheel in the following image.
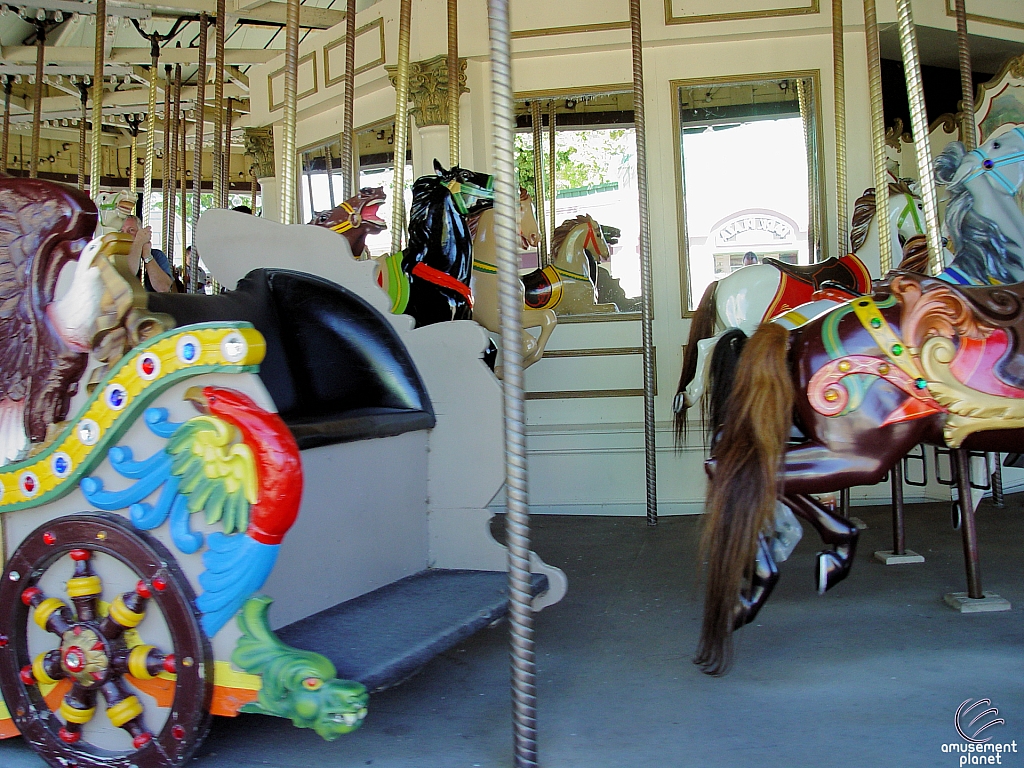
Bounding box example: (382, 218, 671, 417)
(0, 513, 213, 768)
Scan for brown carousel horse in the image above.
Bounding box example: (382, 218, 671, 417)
(308, 186, 387, 259)
(697, 272, 1024, 675)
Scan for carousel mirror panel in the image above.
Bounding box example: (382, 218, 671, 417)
(298, 122, 411, 258)
(675, 72, 825, 312)
(513, 88, 643, 319)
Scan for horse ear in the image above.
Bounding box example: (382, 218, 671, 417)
(433, 158, 445, 175)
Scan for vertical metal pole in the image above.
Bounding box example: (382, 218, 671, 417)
(129, 123, 138, 194)
(30, 30, 45, 179)
(796, 78, 818, 260)
(548, 100, 556, 242)
(341, 0, 356, 199)
(78, 86, 88, 190)
(143, 53, 158, 227)
(890, 461, 906, 555)
(630, 0, 658, 525)
(894, 0, 942, 275)
(166, 65, 181, 262)
(1, 79, 11, 175)
(832, 0, 848, 256)
(190, 13, 207, 294)
(325, 143, 336, 208)
(487, 3, 536, 765)
(530, 101, 547, 263)
(391, 0, 411, 251)
(863, 0, 892, 272)
(212, 0, 226, 210)
(222, 96, 234, 206)
(953, 449, 983, 599)
(250, 168, 258, 212)
(990, 453, 1004, 508)
(90, 0, 105, 198)
(180, 103, 188, 272)
(447, 0, 459, 166)
(162, 65, 172, 251)
(279, 0, 299, 225)
(953, 0, 976, 151)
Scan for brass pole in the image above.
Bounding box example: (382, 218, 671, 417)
(143, 53, 158, 227)
(212, 0, 225, 209)
(894, 0, 942, 275)
(832, 0, 848, 256)
(180, 104, 188, 273)
(167, 64, 181, 261)
(548, 100, 556, 242)
(797, 78, 819, 260)
(447, 0, 459, 166)
(863, 0, 892, 271)
(190, 13, 208, 294)
(30, 29, 45, 179)
(90, 0, 105, 198)
(530, 101, 547, 263)
(391, 0, 412, 250)
(954, 0, 976, 151)
(1, 79, 10, 175)
(129, 121, 138, 195)
(222, 95, 234, 206)
(279, 0, 300, 225)
(486, 0, 536, 763)
(341, 0, 356, 198)
(78, 85, 88, 190)
(162, 64, 173, 252)
(250, 167, 258, 212)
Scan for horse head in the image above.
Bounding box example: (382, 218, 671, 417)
(94, 189, 137, 235)
(309, 187, 387, 258)
(518, 187, 540, 249)
(432, 159, 495, 215)
(942, 126, 1024, 196)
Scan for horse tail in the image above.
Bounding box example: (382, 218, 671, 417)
(695, 322, 793, 676)
(704, 328, 748, 444)
(897, 234, 930, 273)
(673, 280, 718, 447)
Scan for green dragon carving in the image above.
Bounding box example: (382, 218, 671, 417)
(232, 596, 369, 740)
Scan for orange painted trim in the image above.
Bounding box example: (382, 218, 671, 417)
(127, 675, 175, 707)
(764, 273, 791, 320)
(0, 718, 19, 739)
(211, 685, 259, 717)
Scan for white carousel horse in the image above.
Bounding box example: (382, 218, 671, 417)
(520, 214, 617, 315)
(673, 181, 928, 427)
(94, 189, 137, 235)
(470, 188, 557, 370)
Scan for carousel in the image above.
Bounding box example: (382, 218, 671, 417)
(0, 0, 1023, 766)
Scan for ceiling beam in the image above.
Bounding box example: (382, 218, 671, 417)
(130, 0, 345, 29)
(1, 45, 279, 66)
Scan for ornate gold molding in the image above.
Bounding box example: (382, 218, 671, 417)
(665, 0, 819, 25)
(386, 54, 468, 128)
(244, 127, 275, 178)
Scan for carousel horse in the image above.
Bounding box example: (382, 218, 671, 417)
(308, 187, 387, 259)
(399, 160, 494, 327)
(849, 177, 926, 269)
(94, 189, 137, 235)
(470, 188, 557, 370)
(521, 214, 617, 315)
(695, 128, 1024, 675)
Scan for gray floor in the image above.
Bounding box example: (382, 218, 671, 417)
(3, 496, 1024, 767)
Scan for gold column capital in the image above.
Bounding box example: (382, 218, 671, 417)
(244, 126, 275, 178)
(387, 54, 468, 128)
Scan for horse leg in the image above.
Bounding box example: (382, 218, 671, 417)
(676, 332, 722, 413)
(521, 308, 556, 368)
(784, 493, 859, 595)
(733, 532, 780, 629)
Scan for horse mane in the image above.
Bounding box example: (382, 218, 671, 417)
(550, 214, 591, 256)
(850, 179, 919, 254)
(897, 234, 930, 273)
(936, 141, 1024, 284)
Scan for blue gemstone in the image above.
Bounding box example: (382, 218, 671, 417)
(183, 343, 196, 360)
(54, 457, 68, 474)
(915, 378, 927, 389)
(984, 159, 994, 169)
(109, 389, 124, 407)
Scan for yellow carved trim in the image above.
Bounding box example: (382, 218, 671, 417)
(66, 576, 102, 598)
(32, 654, 59, 686)
(214, 660, 263, 691)
(59, 700, 96, 724)
(108, 596, 144, 629)
(851, 298, 925, 381)
(105, 695, 143, 728)
(33, 598, 64, 631)
(128, 645, 156, 680)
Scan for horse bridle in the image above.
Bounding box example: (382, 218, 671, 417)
(444, 177, 494, 215)
(325, 200, 361, 234)
(959, 126, 1024, 194)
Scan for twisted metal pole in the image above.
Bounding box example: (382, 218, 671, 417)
(548, 100, 556, 241)
(77, 84, 88, 189)
(143, 51, 159, 227)
(796, 78, 818, 259)
(447, 0, 459, 166)
(180, 105, 187, 272)
(487, 2, 536, 764)
(863, 0, 892, 272)
(212, 0, 226, 209)
(832, 0, 848, 255)
(341, 0, 356, 198)
(530, 101, 548, 263)
(954, 0, 976, 151)
(166, 64, 181, 261)
(128, 118, 138, 194)
(630, 0, 658, 525)
(222, 95, 234, 206)
(391, 0, 412, 251)
(895, 0, 942, 275)
(162, 64, 173, 252)
(279, 0, 299, 225)
(190, 12, 208, 293)
(90, 0, 105, 198)
(29, 28, 45, 179)
(1, 79, 11, 175)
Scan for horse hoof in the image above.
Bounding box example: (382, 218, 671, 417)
(815, 550, 853, 595)
(672, 392, 687, 414)
(951, 501, 962, 530)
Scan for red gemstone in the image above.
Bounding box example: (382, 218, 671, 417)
(135, 580, 152, 599)
(171, 724, 185, 740)
(163, 654, 176, 674)
(58, 727, 80, 744)
(42, 532, 56, 545)
(151, 577, 167, 592)
(132, 732, 152, 749)
(23, 477, 35, 493)
(0, 634, 7, 647)
(141, 358, 156, 376)
(21, 587, 41, 606)
(69, 549, 91, 561)
(19, 666, 34, 685)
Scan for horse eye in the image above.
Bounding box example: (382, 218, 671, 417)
(993, 142, 1001, 149)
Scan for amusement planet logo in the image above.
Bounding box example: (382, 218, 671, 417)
(941, 698, 1017, 766)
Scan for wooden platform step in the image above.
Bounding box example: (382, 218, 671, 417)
(275, 569, 548, 692)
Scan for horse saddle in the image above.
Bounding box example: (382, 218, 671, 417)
(763, 253, 871, 293)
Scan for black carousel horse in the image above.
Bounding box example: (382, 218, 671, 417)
(401, 160, 494, 327)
